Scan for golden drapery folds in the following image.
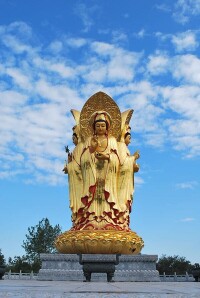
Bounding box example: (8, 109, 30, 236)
(56, 91, 144, 254)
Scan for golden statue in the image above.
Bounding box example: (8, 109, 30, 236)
(55, 91, 144, 254)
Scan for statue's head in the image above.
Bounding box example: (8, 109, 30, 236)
(72, 125, 81, 144)
(124, 132, 131, 146)
(90, 111, 112, 136)
(72, 132, 78, 146)
(120, 124, 131, 142)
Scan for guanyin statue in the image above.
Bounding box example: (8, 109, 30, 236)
(55, 91, 144, 254)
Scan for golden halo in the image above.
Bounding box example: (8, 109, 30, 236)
(80, 91, 121, 140)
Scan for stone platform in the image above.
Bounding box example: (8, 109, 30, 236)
(38, 253, 160, 282)
(1, 280, 199, 298)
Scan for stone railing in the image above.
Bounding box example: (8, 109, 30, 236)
(4, 270, 37, 280)
(160, 272, 194, 282)
(3, 270, 195, 281)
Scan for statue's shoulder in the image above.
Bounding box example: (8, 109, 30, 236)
(73, 142, 84, 155)
(81, 136, 91, 149)
(108, 135, 118, 148)
(109, 135, 117, 140)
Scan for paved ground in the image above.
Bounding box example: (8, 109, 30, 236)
(0, 280, 200, 297)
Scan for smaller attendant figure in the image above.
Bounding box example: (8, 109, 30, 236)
(63, 112, 84, 227)
(117, 111, 140, 229)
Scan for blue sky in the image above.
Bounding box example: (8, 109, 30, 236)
(0, 0, 199, 264)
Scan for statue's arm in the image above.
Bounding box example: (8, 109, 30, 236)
(89, 136, 98, 153)
(62, 151, 74, 174)
(132, 151, 140, 173)
(133, 150, 140, 160)
(95, 152, 110, 161)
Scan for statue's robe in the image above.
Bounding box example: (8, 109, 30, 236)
(117, 142, 137, 228)
(67, 142, 84, 225)
(73, 136, 127, 230)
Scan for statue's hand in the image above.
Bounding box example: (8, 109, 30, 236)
(63, 165, 68, 174)
(133, 150, 140, 160)
(90, 136, 98, 150)
(95, 152, 110, 161)
(134, 163, 140, 173)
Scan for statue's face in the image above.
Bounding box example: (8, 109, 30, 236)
(72, 135, 78, 145)
(95, 121, 107, 136)
(125, 135, 131, 146)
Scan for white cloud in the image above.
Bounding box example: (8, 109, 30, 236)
(6, 68, 32, 90)
(35, 79, 82, 107)
(134, 176, 144, 186)
(180, 217, 195, 222)
(0, 90, 28, 107)
(155, 1, 200, 24)
(48, 41, 63, 53)
(147, 53, 169, 75)
(0, 21, 32, 39)
(66, 37, 87, 48)
(173, 0, 200, 24)
(48, 37, 88, 53)
(137, 29, 146, 38)
(167, 119, 200, 137)
(155, 30, 199, 55)
(161, 85, 200, 119)
(88, 42, 141, 82)
(25, 172, 65, 186)
(74, 3, 98, 32)
(176, 181, 198, 189)
(107, 52, 137, 81)
(155, 4, 171, 13)
(83, 62, 107, 83)
(173, 136, 200, 158)
(0, 77, 76, 185)
(0, 169, 26, 180)
(172, 55, 200, 84)
(111, 31, 128, 43)
(171, 31, 198, 52)
(117, 81, 157, 111)
(2, 34, 36, 55)
(160, 85, 200, 157)
(114, 81, 166, 147)
(33, 57, 76, 79)
(0, 23, 85, 185)
(1, 20, 200, 185)
(90, 41, 115, 56)
(144, 132, 166, 148)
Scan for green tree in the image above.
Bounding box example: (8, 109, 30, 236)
(0, 249, 6, 266)
(22, 218, 62, 271)
(7, 256, 32, 273)
(157, 255, 192, 275)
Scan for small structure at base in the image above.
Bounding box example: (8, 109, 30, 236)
(38, 253, 160, 282)
(78, 254, 120, 282)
